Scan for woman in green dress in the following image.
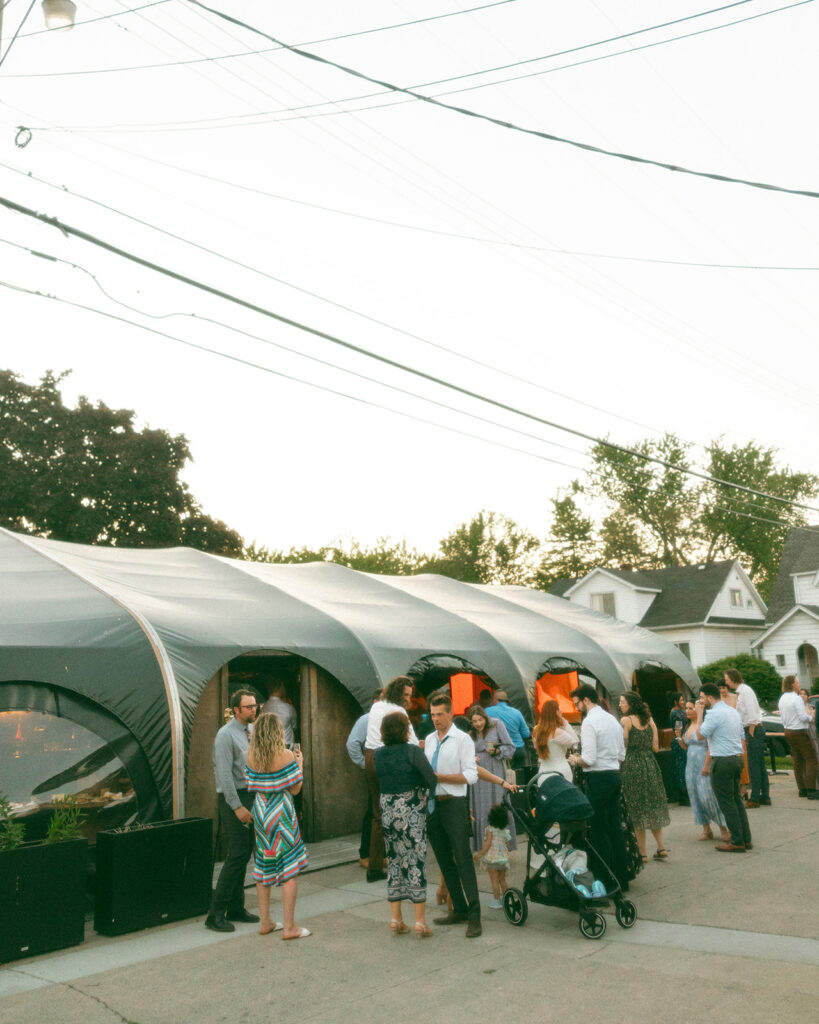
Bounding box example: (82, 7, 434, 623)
(618, 693, 670, 863)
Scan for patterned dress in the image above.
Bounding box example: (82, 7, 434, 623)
(481, 825, 510, 870)
(669, 708, 689, 802)
(621, 723, 671, 831)
(683, 727, 727, 829)
(245, 761, 309, 887)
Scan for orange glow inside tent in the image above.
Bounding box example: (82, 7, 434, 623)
(535, 672, 581, 722)
(450, 673, 484, 715)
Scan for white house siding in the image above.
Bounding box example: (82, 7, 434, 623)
(570, 575, 656, 624)
(758, 610, 819, 680)
(652, 626, 758, 670)
(793, 573, 819, 607)
(709, 568, 765, 620)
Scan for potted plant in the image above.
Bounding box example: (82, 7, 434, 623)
(0, 794, 88, 964)
(94, 816, 213, 936)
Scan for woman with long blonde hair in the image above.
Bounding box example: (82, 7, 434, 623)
(533, 699, 577, 782)
(246, 713, 310, 940)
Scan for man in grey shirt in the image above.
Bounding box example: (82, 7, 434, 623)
(205, 689, 261, 932)
(261, 682, 298, 748)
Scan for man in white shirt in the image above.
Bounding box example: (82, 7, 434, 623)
(568, 684, 629, 892)
(363, 676, 417, 882)
(425, 692, 482, 938)
(724, 669, 770, 807)
(261, 682, 297, 749)
(778, 675, 818, 798)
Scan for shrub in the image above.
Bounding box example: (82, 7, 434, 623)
(696, 654, 782, 706)
(0, 793, 26, 851)
(44, 796, 85, 844)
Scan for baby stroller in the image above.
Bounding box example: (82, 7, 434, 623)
(501, 772, 637, 939)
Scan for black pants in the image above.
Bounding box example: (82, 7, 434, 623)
(427, 797, 480, 921)
(210, 789, 254, 917)
(359, 790, 373, 860)
(584, 771, 628, 891)
(511, 746, 528, 770)
(364, 750, 386, 870)
(711, 755, 751, 846)
(745, 725, 769, 802)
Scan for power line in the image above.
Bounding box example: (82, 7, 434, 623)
(0, 0, 36, 71)
(181, 0, 819, 201)
(3, 190, 817, 516)
(17, 0, 170, 37)
(0, 276, 586, 473)
(2, 0, 525, 76)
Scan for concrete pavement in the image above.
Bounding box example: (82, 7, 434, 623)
(2, 771, 817, 1023)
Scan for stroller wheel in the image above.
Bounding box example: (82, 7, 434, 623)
(578, 912, 607, 940)
(502, 887, 528, 926)
(615, 900, 637, 929)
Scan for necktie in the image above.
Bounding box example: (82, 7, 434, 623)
(428, 736, 447, 814)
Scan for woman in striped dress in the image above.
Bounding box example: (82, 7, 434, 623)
(246, 713, 310, 940)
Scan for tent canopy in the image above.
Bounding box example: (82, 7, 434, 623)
(0, 529, 700, 817)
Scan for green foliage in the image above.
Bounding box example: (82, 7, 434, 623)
(536, 482, 599, 588)
(418, 510, 541, 585)
(696, 654, 782, 706)
(44, 796, 85, 844)
(0, 793, 26, 851)
(246, 537, 422, 575)
(0, 369, 244, 555)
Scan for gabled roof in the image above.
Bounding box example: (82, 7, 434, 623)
(754, 604, 819, 646)
(551, 560, 750, 628)
(765, 525, 819, 624)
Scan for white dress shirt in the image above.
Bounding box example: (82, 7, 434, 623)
(365, 700, 418, 750)
(580, 705, 625, 772)
(779, 691, 812, 731)
(424, 724, 478, 797)
(734, 682, 762, 728)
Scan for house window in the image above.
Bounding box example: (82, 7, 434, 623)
(591, 592, 616, 617)
(729, 589, 742, 607)
(776, 654, 786, 668)
(674, 642, 692, 661)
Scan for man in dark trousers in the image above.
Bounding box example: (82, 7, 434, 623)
(345, 689, 382, 869)
(723, 669, 770, 807)
(696, 683, 752, 852)
(568, 684, 629, 891)
(205, 689, 261, 932)
(424, 692, 482, 938)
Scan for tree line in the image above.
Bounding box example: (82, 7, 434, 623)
(3, 370, 815, 600)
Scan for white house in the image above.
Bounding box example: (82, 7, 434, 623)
(550, 560, 767, 670)
(753, 526, 819, 689)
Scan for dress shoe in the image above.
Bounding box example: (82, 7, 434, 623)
(366, 869, 387, 882)
(205, 914, 235, 932)
(745, 842, 754, 850)
(807, 790, 819, 800)
(743, 800, 760, 808)
(760, 798, 771, 805)
(715, 842, 746, 853)
(433, 911, 468, 925)
(465, 919, 482, 938)
(226, 908, 260, 923)
(798, 789, 808, 797)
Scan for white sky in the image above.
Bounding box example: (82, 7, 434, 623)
(1, 0, 818, 554)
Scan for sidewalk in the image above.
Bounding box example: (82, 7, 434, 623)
(2, 772, 817, 1024)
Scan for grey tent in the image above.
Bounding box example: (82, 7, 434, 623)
(0, 529, 699, 831)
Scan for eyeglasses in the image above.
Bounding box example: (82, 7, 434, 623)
(239, 704, 259, 711)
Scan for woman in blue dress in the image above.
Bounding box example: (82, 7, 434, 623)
(246, 713, 310, 940)
(678, 700, 730, 842)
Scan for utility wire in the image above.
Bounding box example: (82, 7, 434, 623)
(0, 233, 593, 462)
(3, 0, 525, 76)
(0, 0, 36, 71)
(182, 0, 819, 201)
(0, 277, 586, 473)
(18, 0, 170, 37)
(3, 190, 818, 516)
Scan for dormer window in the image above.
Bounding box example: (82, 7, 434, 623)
(591, 592, 616, 617)
(730, 589, 742, 607)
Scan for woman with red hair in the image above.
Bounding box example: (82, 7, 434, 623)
(533, 699, 577, 782)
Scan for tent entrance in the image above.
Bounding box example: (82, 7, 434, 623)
(407, 654, 497, 735)
(632, 663, 685, 728)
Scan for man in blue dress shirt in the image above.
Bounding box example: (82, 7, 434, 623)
(486, 690, 531, 769)
(696, 683, 752, 853)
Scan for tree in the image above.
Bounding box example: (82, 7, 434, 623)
(696, 654, 782, 707)
(246, 537, 421, 575)
(535, 482, 599, 588)
(0, 369, 244, 555)
(419, 510, 541, 585)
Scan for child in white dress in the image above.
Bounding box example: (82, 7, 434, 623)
(473, 803, 511, 909)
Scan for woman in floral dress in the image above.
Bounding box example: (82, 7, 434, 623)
(677, 700, 730, 841)
(618, 693, 670, 862)
(245, 713, 310, 940)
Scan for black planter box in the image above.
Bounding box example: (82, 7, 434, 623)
(94, 816, 213, 936)
(0, 838, 88, 964)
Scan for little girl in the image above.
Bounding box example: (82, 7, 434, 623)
(473, 803, 511, 909)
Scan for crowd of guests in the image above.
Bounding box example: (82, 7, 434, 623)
(204, 667, 816, 944)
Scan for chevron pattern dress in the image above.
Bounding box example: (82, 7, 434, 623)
(245, 762, 309, 886)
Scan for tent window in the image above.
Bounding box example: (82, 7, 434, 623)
(591, 592, 616, 617)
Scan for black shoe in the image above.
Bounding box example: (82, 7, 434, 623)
(798, 789, 808, 797)
(226, 908, 260, 923)
(807, 790, 819, 800)
(205, 914, 235, 932)
(760, 798, 771, 805)
(433, 911, 468, 925)
(366, 869, 387, 882)
(465, 919, 482, 938)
